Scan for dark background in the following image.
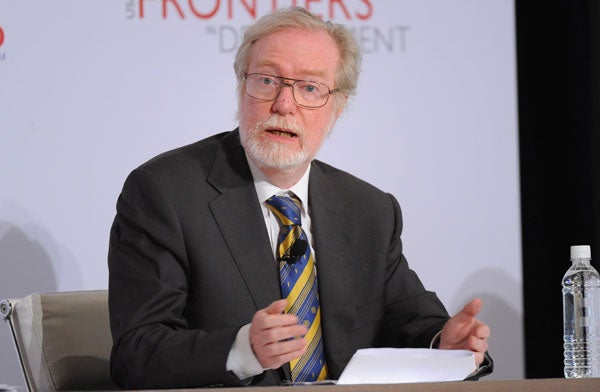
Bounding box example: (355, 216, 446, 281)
(517, 0, 600, 378)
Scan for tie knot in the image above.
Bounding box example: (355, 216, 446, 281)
(266, 195, 302, 226)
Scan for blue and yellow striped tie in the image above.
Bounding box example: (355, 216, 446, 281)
(266, 195, 328, 383)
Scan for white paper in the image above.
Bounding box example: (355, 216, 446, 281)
(337, 348, 476, 385)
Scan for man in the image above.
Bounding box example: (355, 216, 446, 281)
(108, 6, 491, 389)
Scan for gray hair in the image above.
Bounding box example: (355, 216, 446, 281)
(233, 6, 361, 110)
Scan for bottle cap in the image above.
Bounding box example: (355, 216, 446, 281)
(571, 245, 591, 260)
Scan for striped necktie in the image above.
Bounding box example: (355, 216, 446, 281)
(266, 195, 328, 383)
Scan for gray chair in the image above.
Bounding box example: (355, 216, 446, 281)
(0, 290, 118, 391)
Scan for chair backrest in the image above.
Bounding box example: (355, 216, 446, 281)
(0, 290, 118, 392)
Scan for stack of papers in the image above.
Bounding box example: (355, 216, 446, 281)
(337, 348, 476, 384)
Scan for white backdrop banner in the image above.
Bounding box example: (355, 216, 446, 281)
(0, 0, 521, 384)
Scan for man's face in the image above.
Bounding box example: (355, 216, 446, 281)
(239, 28, 344, 172)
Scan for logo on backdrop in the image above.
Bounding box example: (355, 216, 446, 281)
(0, 26, 6, 61)
(123, 0, 409, 54)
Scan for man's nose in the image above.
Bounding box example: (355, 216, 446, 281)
(271, 83, 297, 115)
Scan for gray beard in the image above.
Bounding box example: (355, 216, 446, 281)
(239, 114, 336, 171)
(241, 131, 311, 170)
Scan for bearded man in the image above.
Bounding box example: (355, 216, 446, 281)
(108, 6, 492, 389)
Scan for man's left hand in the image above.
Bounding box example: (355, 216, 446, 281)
(439, 298, 490, 365)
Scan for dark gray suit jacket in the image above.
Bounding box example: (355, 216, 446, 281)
(108, 129, 450, 389)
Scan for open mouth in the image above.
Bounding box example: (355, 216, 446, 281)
(267, 128, 298, 138)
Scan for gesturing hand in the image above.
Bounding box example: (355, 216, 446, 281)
(439, 298, 490, 365)
(249, 299, 308, 369)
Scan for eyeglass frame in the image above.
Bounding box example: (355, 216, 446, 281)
(244, 72, 338, 108)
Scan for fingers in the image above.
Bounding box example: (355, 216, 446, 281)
(473, 322, 491, 341)
(440, 325, 489, 366)
(474, 351, 486, 366)
(466, 333, 489, 353)
(440, 323, 488, 349)
(439, 298, 490, 365)
(251, 322, 308, 349)
(254, 333, 308, 368)
(252, 299, 296, 331)
(470, 324, 491, 366)
(469, 335, 489, 365)
(249, 300, 309, 369)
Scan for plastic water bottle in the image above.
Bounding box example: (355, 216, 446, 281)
(563, 245, 600, 378)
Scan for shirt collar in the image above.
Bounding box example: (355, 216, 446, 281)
(246, 156, 310, 208)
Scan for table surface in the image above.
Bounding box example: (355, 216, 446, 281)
(131, 378, 600, 392)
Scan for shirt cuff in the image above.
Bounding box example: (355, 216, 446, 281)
(226, 323, 268, 380)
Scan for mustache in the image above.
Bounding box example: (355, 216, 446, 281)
(255, 115, 304, 136)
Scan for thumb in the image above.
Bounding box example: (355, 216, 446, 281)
(454, 298, 483, 320)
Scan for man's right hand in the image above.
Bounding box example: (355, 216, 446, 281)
(249, 299, 308, 369)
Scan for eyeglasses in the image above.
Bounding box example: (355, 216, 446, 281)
(244, 73, 337, 108)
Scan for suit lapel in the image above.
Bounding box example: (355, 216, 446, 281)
(308, 163, 358, 378)
(207, 130, 281, 311)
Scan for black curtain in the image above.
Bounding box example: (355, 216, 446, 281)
(517, 0, 600, 378)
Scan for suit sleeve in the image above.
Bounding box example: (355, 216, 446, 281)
(377, 193, 450, 348)
(108, 166, 248, 389)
